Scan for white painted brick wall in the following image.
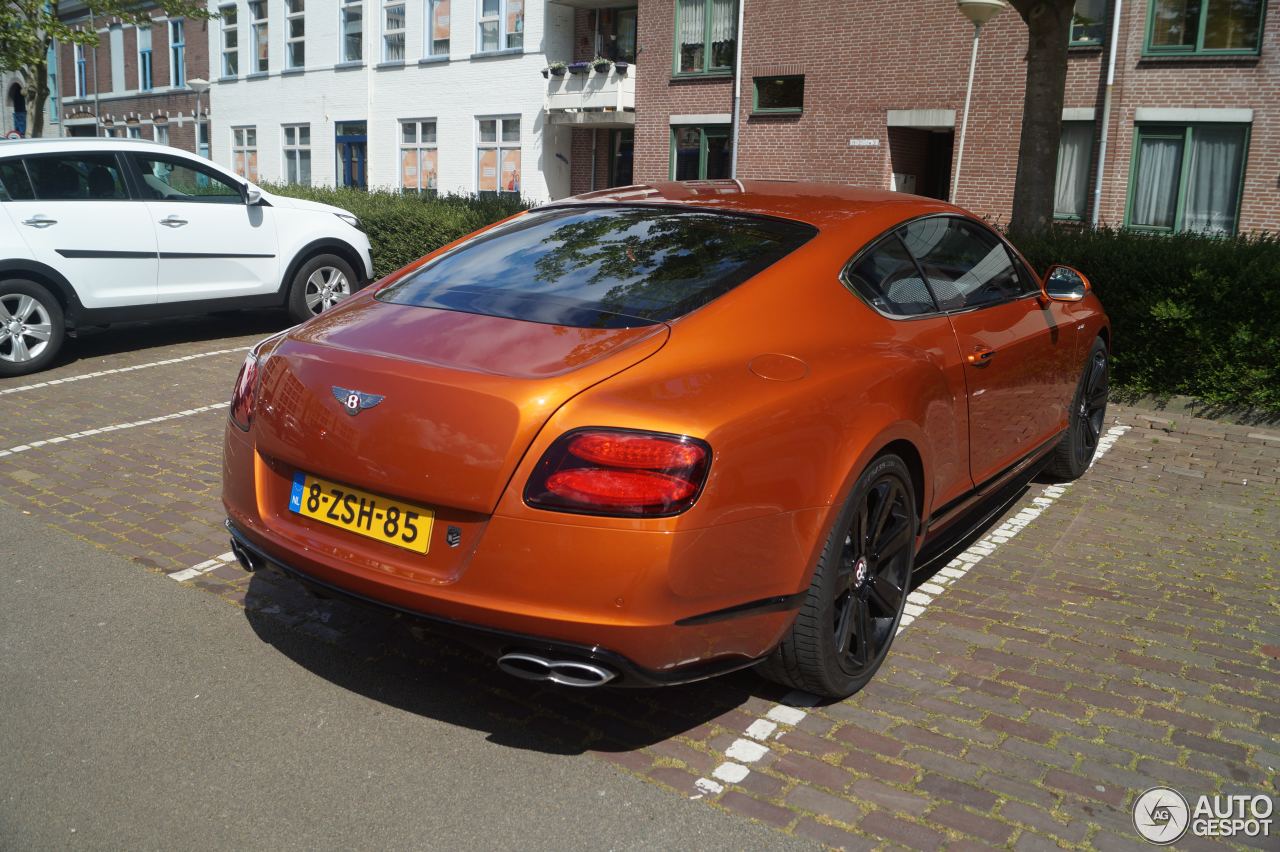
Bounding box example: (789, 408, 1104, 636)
(207, 0, 573, 200)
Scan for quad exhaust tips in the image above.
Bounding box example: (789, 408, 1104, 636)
(497, 653, 617, 687)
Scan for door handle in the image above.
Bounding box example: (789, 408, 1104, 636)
(21, 216, 57, 228)
(159, 215, 188, 228)
(966, 346, 996, 366)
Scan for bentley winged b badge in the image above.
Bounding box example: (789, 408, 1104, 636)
(332, 386, 385, 416)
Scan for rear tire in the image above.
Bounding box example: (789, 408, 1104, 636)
(1044, 337, 1109, 481)
(287, 253, 359, 323)
(0, 279, 65, 378)
(758, 454, 917, 698)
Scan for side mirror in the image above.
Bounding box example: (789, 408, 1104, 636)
(245, 186, 263, 206)
(1043, 264, 1089, 302)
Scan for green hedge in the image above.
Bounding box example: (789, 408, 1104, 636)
(1014, 227, 1280, 412)
(262, 184, 530, 278)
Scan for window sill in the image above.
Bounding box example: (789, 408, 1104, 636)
(470, 48, 524, 60)
(1068, 43, 1104, 53)
(334, 61, 365, 71)
(281, 67, 304, 76)
(671, 71, 733, 82)
(218, 75, 239, 83)
(375, 60, 406, 69)
(245, 71, 269, 80)
(1138, 52, 1260, 67)
(418, 55, 449, 65)
(751, 109, 802, 118)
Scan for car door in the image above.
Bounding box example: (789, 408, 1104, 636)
(127, 152, 279, 304)
(1, 151, 157, 308)
(900, 216, 1073, 486)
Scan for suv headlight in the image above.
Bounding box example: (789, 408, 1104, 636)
(335, 212, 363, 231)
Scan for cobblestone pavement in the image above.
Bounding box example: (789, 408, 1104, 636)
(2, 317, 1277, 850)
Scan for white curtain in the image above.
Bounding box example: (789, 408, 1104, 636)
(679, 0, 705, 47)
(1132, 136, 1182, 228)
(710, 0, 736, 42)
(1183, 125, 1245, 234)
(1054, 123, 1092, 219)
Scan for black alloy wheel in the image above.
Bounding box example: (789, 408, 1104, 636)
(1046, 336, 1109, 481)
(759, 453, 916, 698)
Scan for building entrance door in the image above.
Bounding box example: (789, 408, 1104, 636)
(336, 121, 367, 188)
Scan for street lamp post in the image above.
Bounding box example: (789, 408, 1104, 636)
(951, 0, 1006, 205)
(188, 77, 209, 156)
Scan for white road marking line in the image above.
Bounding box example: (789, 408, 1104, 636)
(0, 347, 248, 396)
(168, 550, 237, 582)
(0, 402, 228, 459)
(689, 424, 1133, 800)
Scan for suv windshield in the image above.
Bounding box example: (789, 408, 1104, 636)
(377, 205, 816, 328)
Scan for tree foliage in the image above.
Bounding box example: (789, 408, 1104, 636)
(0, 0, 212, 138)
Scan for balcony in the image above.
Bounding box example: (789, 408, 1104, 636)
(545, 65, 635, 128)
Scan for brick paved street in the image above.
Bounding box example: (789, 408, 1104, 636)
(1, 317, 1276, 850)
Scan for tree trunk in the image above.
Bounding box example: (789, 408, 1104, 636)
(1009, 1, 1075, 236)
(30, 58, 50, 138)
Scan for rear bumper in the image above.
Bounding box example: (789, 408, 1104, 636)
(226, 519, 765, 687)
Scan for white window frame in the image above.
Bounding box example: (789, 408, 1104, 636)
(476, 115, 520, 196)
(248, 0, 268, 73)
(74, 43, 87, 98)
(382, 0, 406, 61)
(477, 0, 522, 53)
(286, 0, 305, 68)
(424, 0, 450, 57)
(282, 123, 311, 185)
(168, 19, 185, 87)
(137, 25, 153, 91)
(126, 124, 142, 139)
(400, 118, 438, 194)
(340, 0, 364, 63)
(220, 3, 239, 77)
(232, 125, 259, 181)
(153, 123, 169, 145)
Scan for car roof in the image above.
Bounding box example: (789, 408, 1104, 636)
(0, 137, 182, 158)
(555, 180, 965, 233)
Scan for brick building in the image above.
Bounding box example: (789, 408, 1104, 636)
(564, 0, 1277, 236)
(53, 0, 211, 155)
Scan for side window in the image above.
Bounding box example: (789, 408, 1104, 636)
(845, 234, 937, 317)
(133, 154, 243, 203)
(24, 154, 130, 201)
(0, 159, 36, 201)
(899, 217, 1023, 311)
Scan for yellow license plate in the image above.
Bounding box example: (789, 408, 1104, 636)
(289, 471, 434, 554)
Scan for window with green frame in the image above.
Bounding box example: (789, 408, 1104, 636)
(1054, 122, 1095, 220)
(670, 125, 732, 180)
(753, 75, 804, 113)
(1145, 0, 1265, 54)
(1126, 123, 1248, 235)
(1070, 0, 1107, 45)
(674, 0, 737, 75)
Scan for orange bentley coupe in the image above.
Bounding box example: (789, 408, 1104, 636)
(222, 181, 1109, 698)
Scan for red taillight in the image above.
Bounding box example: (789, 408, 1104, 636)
(229, 353, 259, 431)
(525, 428, 711, 517)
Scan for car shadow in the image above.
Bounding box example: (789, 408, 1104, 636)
(241, 567, 786, 757)
(58, 311, 293, 366)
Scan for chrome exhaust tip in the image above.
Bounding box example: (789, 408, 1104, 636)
(229, 538, 262, 573)
(497, 652, 617, 687)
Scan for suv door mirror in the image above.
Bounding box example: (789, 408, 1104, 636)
(1043, 265, 1089, 302)
(244, 186, 262, 206)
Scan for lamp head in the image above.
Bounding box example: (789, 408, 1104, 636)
(957, 0, 1007, 26)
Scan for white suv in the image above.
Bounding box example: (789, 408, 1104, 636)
(0, 138, 374, 376)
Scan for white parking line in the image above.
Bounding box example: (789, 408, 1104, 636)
(0, 347, 248, 397)
(689, 422, 1132, 799)
(168, 551, 238, 582)
(0, 402, 228, 459)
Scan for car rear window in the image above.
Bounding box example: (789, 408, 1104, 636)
(377, 205, 817, 328)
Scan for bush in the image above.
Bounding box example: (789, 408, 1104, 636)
(261, 184, 530, 279)
(1014, 226, 1280, 412)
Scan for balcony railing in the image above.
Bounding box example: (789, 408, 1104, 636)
(545, 65, 635, 127)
